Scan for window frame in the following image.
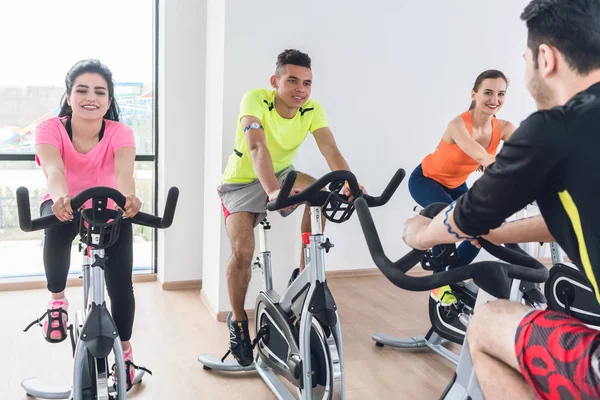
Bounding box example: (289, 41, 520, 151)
(0, 0, 160, 276)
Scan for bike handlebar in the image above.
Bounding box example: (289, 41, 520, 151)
(354, 200, 549, 291)
(16, 186, 179, 232)
(266, 169, 406, 212)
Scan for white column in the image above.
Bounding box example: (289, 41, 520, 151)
(157, 0, 207, 284)
(200, 0, 227, 316)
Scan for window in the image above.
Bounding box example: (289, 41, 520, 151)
(0, 0, 157, 279)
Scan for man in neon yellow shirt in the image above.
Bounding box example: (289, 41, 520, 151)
(218, 49, 364, 366)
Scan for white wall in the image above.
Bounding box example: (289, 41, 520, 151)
(290, 0, 536, 268)
(157, 0, 206, 283)
(180, 0, 538, 315)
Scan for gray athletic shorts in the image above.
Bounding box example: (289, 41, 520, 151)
(217, 166, 298, 226)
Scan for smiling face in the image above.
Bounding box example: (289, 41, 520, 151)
(471, 78, 508, 115)
(67, 72, 111, 120)
(270, 64, 313, 110)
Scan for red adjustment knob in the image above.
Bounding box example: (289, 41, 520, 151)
(301, 232, 311, 245)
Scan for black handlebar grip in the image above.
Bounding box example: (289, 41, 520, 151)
(16, 187, 63, 232)
(31, 215, 64, 232)
(129, 187, 179, 228)
(16, 186, 179, 232)
(160, 186, 179, 228)
(266, 170, 297, 211)
(128, 212, 160, 228)
(16, 187, 33, 232)
(420, 202, 450, 219)
(364, 168, 406, 207)
(71, 187, 126, 211)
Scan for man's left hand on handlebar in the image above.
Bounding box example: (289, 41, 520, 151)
(342, 181, 367, 201)
(470, 229, 503, 248)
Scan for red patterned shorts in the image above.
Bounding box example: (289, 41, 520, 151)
(515, 309, 600, 399)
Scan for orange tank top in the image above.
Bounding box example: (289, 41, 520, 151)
(421, 111, 501, 189)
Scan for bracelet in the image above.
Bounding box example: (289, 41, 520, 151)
(443, 201, 473, 240)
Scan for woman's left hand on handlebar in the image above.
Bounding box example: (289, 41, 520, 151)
(120, 193, 142, 218)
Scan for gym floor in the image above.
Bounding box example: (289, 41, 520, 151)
(1, 275, 458, 399)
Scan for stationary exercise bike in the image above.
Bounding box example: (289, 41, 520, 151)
(355, 200, 549, 399)
(494, 203, 600, 326)
(372, 204, 545, 366)
(544, 241, 600, 327)
(199, 169, 405, 400)
(372, 204, 477, 366)
(16, 186, 179, 400)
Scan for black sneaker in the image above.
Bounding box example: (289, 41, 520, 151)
(287, 268, 300, 287)
(228, 312, 253, 366)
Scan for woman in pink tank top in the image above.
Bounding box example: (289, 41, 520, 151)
(33, 59, 142, 389)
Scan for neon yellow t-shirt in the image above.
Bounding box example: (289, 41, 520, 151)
(221, 89, 329, 183)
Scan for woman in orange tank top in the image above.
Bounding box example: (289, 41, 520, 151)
(408, 70, 517, 305)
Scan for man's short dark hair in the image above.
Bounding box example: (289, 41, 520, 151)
(275, 49, 311, 75)
(521, 0, 600, 74)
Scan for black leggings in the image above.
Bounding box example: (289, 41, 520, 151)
(41, 200, 136, 341)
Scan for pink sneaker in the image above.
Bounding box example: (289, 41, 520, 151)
(24, 298, 69, 343)
(113, 345, 152, 391)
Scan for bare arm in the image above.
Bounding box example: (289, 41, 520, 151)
(36, 144, 73, 221)
(482, 215, 555, 245)
(313, 127, 351, 171)
(36, 144, 69, 202)
(242, 115, 280, 198)
(500, 120, 517, 142)
(405, 206, 554, 251)
(114, 146, 141, 218)
(313, 127, 367, 197)
(115, 147, 136, 196)
(447, 120, 496, 167)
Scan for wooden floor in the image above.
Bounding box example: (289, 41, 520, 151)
(1, 275, 458, 399)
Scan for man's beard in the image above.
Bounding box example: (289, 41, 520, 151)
(529, 70, 555, 110)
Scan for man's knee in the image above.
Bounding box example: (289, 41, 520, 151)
(226, 212, 256, 267)
(295, 171, 317, 187)
(467, 301, 500, 350)
(230, 243, 254, 268)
